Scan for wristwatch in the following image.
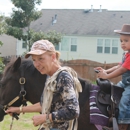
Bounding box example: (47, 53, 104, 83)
(46, 113, 51, 124)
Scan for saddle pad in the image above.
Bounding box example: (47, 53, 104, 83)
(89, 84, 109, 126)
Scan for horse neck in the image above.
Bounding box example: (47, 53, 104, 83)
(24, 73, 47, 105)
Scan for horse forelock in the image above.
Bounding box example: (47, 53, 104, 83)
(21, 59, 36, 74)
(2, 58, 35, 81)
(2, 58, 17, 80)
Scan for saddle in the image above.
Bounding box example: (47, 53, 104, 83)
(96, 78, 124, 129)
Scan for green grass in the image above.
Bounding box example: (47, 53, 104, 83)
(1, 112, 40, 130)
(0, 102, 40, 130)
(92, 81, 97, 85)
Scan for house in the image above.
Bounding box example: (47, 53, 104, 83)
(0, 34, 17, 57)
(5, 8, 130, 63)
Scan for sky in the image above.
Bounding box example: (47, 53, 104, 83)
(0, 0, 130, 16)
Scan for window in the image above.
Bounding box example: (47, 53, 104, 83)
(55, 43, 59, 50)
(71, 38, 77, 52)
(22, 41, 27, 48)
(97, 39, 119, 54)
(104, 39, 110, 53)
(97, 39, 103, 53)
(61, 38, 69, 51)
(112, 40, 118, 54)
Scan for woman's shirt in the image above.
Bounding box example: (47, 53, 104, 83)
(41, 71, 79, 130)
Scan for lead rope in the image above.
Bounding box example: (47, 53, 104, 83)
(10, 116, 14, 130)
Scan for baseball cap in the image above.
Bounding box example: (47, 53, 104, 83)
(25, 39, 55, 58)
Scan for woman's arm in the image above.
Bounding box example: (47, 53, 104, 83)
(52, 72, 79, 122)
(5, 102, 42, 114)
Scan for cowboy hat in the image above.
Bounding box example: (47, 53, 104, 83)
(114, 24, 130, 34)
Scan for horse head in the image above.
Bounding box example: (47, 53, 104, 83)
(0, 57, 47, 122)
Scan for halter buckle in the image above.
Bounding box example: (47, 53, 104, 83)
(19, 77, 25, 84)
(20, 90, 26, 96)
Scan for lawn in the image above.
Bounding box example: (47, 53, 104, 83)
(1, 112, 40, 130)
(0, 106, 40, 130)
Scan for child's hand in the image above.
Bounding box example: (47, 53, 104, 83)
(97, 70, 108, 79)
(94, 67, 106, 73)
(94, 67, 103, 71)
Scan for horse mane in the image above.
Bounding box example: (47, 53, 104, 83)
(3, 57, 17, 76)
(3, 57, 35, 78)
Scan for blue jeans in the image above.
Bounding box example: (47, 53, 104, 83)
(117, 81, 130, 124)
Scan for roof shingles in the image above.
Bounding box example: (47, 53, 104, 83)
(30, 9, 130, 36)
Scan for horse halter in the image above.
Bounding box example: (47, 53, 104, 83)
(0, 70, 27, 120)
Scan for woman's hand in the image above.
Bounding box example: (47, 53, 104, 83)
(5, 107, 20, 116)
(5, 107, 20, 113)
(32, 114, 46, 127)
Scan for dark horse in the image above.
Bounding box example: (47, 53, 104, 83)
(0, 57, 129, 130)
(0, 57, 97, 130)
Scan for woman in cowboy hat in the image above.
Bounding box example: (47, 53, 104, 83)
(95, 24, 130, 130)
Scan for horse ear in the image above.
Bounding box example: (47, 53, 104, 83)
(12, 57, 21, 72)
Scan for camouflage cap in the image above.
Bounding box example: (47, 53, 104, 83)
(25, 39, 55, 58)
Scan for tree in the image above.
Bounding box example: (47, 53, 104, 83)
(6, 0, 63, 52)
(0, 15, 6, 74)
(31, 30, 63, 46)
(21, 30, 62, 56)
(6, 0, 42, 51)
(0, 15, 7, 46)
(0, 57, 5, 75)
